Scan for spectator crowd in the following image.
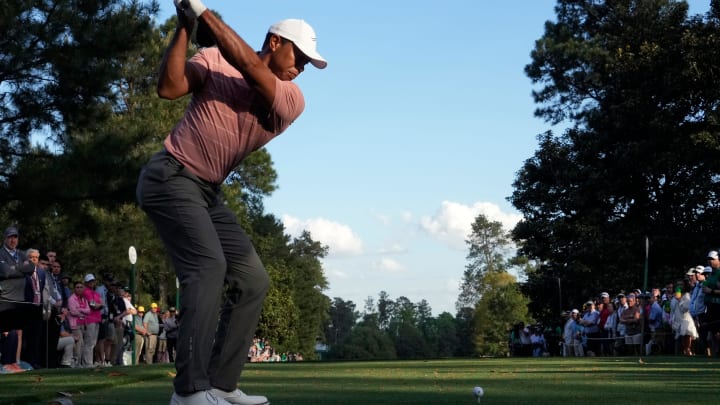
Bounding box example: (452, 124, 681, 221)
(248, 337, 303, 363)
(0, 225, 177, 371)
(14, 219, 719, 367)
(511, 249, 720, 359)
(0, 226, 300, 373)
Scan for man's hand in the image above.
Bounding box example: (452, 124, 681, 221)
(174, 0, 207, 19)
(174, 4, 194, 30)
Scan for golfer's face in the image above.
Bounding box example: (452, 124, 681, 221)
(270, 38, 310, 81)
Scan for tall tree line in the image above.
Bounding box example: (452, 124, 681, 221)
(325, 214, 531, 359)
(325, 293, 462, 360)
(511, 0, 720, 322)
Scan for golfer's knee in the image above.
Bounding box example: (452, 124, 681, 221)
(244, 264, 270, 297)
(227, 261, 269, 298)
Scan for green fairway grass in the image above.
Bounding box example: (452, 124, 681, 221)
(1, 357, 718, 404)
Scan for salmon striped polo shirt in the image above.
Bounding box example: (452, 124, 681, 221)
(164, 46, 305, 184)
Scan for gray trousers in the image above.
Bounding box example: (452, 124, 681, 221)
(81, 322, 99, 366)
(137, 150, 269, 394)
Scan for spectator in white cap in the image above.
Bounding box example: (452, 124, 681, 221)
(702, 250, 720, 356)
(81, 273, 103, 367)
(690, 265, 710, 355)
(579, 301, 600, 355)
(598, 292, 612, 355)
(137, 1, 326, 404)
(563, 309, 583, 357)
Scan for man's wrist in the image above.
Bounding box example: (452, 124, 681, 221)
(177, 0, 207, 19)
(189, 0, 207, 17)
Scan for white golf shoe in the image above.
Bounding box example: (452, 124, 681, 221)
(170, 389, 232, 405)
(210, 388, 269, 405)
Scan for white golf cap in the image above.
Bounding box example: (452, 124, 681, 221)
(268, 19, 327, 69)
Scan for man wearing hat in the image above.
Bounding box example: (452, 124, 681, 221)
(0, 227, 44, 369)
(165, 306, 179, 363)
(81, 274, 103, 367)
(94, 273, 115, 367)
(136, 1, 326, 404)
(0, 227, 34, 304)
(133, 306, 147, 365)
(143, 302, 161, 364)
(702, 250, 720, 356)
(1, 227, 23, 264)
(598, 292, 611, 355)
(690, 265, 709, 355)
(563, 309, 583, 357)
(579, 301, 601, 355)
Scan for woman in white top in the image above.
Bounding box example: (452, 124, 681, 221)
(672, 280, 698, 356)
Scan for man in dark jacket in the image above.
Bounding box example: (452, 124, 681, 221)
(0, 226, 41, 367)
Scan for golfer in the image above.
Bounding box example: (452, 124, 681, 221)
(136, 1, 326, 404)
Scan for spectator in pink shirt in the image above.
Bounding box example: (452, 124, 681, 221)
(67, 281, 91, 367)
(81, 274, 103, 367)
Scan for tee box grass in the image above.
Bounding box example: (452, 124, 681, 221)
(1, 357, 718, 404)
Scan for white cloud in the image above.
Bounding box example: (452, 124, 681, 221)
(282, 215, 364, 257)
(401, 211, 414, 222)
(419, 201, 523, 250)
(329, 268, 349, 280)
(372, 258, 405, 273)
(377, 243, 407, 255)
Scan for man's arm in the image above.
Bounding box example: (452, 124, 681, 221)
(197, 11, 279, 106)
(68, 296, 82, 317)
(157, 8, 196, 100)
(142, 313, 151, 335)
(177, 0, 279, 106)
(135, 319, 147, 335)
(0, 261, 15, 279)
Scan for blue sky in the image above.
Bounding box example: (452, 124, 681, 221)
(156, 1, 711, 315)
